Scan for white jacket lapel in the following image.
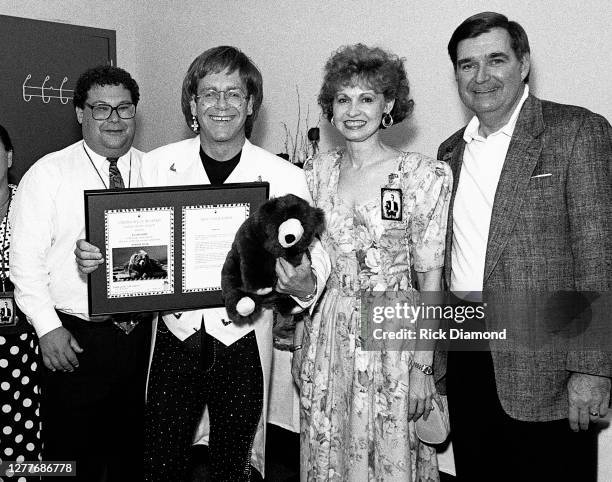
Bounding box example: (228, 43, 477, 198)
(169, 137, 210, 185)
(225, 139, 260, 183)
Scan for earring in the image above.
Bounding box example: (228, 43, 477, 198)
(382, 113, 393, 128)
(330, 116, 335, 127)
(191, 115, 199, 133)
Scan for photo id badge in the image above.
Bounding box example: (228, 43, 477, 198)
(0, 291, 17, 328)
(381, 188, 402, 221)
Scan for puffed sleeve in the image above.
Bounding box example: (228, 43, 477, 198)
(407, 157, 453, 272)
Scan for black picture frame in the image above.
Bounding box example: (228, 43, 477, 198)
(85, 182, 269, 316)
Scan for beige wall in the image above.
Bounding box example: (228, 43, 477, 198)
(2, 1, 611, 479)
(3, 1, 611, 157)
(134, 0, 612, 157)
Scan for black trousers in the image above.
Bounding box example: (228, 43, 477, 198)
(40, 312, 151, 482)
(446, 348, 598, 482)
(144, 322, 264, 482)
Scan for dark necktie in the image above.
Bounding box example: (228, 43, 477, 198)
(107, 156, 135, 334)
(107, 157, 125, 189)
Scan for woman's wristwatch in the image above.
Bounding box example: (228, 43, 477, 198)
(412, 360, 433, 375)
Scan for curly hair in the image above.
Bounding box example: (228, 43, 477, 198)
(318, 44, 414, 128)
(73, 65, 140, 109)
(181, 46, 263, 139)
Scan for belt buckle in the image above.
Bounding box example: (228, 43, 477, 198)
(113, 319, 138, 335)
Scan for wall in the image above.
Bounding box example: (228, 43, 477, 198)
(1, 1, 611, 479)
(130, 0, 612, 158)
(3, 1, 611, 157)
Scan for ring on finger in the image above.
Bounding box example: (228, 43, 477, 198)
(589, 410, 600, 417)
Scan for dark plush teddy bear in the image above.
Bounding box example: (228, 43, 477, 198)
(222, 194, 325, 325)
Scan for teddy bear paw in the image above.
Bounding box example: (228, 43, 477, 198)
(255, 287, 273, 295)
(236, 297, 256, 316)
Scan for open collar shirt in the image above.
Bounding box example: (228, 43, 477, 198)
(451, 85, 529, 294)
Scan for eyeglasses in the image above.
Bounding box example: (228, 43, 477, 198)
(195, 89, 248, 108)
(85, 102, 136, 120)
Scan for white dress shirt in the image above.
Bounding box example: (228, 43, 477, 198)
(142, 137, 331, 345)
(451, 85, 529, 295)
(10, 141, 144, 337)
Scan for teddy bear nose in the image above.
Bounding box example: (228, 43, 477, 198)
(278, 218, 304, 248)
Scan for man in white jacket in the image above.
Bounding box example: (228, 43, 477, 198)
(77, 46, 329, 481)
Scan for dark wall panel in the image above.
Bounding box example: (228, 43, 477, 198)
(0, 15, 116, 183)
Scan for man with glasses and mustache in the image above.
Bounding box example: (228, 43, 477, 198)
(10, 65, 150, 482)
(76, 47, 330, 481)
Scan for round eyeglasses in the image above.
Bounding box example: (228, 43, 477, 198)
(195, 89, 247, 108)
(85, 102, 136, 120)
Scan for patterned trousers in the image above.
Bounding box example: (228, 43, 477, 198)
(144, 323, 263, 481)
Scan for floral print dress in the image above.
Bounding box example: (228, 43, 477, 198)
(299, 150, 452, 481)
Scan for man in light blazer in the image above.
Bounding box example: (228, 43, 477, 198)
(438, 12, 612, 481)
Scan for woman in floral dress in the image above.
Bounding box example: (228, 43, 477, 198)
(299, 44, 452, 481)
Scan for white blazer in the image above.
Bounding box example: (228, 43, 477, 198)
(141, 136, 330, 476)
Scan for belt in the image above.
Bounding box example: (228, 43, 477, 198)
(56, 311, 146, 335)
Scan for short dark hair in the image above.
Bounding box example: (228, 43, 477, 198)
(448, 12, 531, 82)
(73, 65, 140, 109)
(0, 124, 13, 152)
(318, 44, 414, 129)
(181, 46, 263, 139)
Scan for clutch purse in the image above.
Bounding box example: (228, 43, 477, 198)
(415, 395, 450, 445)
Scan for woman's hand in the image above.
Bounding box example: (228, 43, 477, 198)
(408, 367, 440, 422)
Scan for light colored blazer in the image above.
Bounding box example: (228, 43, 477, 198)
(142, 136, 330, 476)
(438, 95, 612, 421)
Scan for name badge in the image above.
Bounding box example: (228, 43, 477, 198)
(381, 188, 402, 221)
(0, 290, 17, 328)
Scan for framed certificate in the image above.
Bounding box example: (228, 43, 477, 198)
(85, 182, 269, 315)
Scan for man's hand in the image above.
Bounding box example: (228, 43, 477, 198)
(275, 254, 315, 299)
(39, 326, 84, 372)
(568, 372, 611, 431)
(74, 239, 104, 274)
